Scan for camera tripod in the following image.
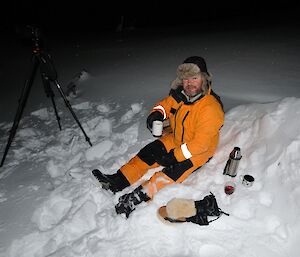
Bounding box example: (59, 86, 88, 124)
(0, 27, 92, 167)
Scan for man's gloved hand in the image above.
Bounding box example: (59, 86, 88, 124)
(146, 111, 164, 131)
(158, 149, 178, 167)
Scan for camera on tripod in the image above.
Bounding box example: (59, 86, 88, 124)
(29, 25, 41, 51)
(0, 25, 92, 168)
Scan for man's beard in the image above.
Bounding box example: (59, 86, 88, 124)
(184, 87, 202, 97)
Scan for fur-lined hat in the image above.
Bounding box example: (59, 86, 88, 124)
(171, 56, 212, 93)
(182, 56, 209, 75)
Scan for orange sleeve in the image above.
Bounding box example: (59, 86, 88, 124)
(151, 95, 177, 120)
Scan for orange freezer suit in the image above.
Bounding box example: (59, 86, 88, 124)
(119, 86, 224, 198)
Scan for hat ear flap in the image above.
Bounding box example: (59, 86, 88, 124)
(170, 77, 182, 89)
(201, 72, 213, 95)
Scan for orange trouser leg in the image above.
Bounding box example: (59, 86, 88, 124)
(119, 138, 174, 185)
(120, 155, 160, 185)
(120, 133, 212, 198)
(142, 155, 211, 198)
(142, 171, 175, 199)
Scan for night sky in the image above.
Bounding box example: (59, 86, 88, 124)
(1, 1, 299, 36)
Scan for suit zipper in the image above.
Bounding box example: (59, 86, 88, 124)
(174, 105, 182, 139)
(181, 111, 190, 143)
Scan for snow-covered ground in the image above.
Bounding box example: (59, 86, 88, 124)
(1, 20, 300, 257)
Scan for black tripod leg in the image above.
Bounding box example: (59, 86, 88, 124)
(53, 80, 92, 147)
(41, 73, 62, 130)
(1, 57, 39, 167)
(50, 96, 62, 130)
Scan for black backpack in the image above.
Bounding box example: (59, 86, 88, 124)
(186, 192, 229, 226)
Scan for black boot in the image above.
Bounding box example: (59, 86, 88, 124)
(92, 169, 130, 193)
(115, 185, 151, 218)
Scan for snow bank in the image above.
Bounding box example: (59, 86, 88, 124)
(1, 97, 300, 257)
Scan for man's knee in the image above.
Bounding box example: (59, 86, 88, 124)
(163, 159, 194, 181)
(137, 140, 167, 165)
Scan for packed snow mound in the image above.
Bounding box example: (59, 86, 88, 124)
(1, 97, 300, 257)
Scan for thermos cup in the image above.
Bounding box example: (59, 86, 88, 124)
(223, 147, 242, 177)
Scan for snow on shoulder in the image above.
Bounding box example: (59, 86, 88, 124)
(1, 97, 300, 257)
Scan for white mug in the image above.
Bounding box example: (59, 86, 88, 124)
(241, 174, 255, 187)
(152, 120, 163, 137)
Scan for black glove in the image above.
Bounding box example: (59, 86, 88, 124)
(158, 149, 178, 167)
(146, 111, 163, 131)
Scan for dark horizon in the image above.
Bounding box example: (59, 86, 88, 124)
(1, 1, 300, 36)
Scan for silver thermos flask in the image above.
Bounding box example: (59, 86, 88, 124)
(223, 147, 242, 177)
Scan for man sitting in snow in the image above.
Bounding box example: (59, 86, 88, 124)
(92, 56, 224, 218)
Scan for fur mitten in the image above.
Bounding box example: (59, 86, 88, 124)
(157, 198, 197, 224)
(166, 198, 196, 219)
